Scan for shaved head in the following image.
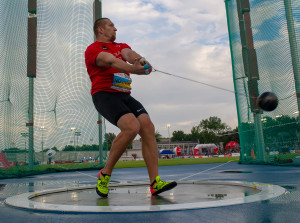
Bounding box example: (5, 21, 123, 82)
(93, 18, 110, 36)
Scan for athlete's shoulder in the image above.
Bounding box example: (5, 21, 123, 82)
(86, 41, 100, 50)
(85, 42, 108, 58)
(114, 42, 131, 49)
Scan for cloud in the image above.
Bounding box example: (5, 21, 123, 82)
(1, 0, 236, 152)
(100, 0, 236, 137)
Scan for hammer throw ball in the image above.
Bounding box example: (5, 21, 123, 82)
(257, 92, 278, 112)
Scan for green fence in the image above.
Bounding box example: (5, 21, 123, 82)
(225, 0, 300, 165)
(0, 0, 106, 178)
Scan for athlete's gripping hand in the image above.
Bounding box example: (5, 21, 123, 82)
(139, 57, 150, 66)
(139, 57, 152, 75)
(133, 58, 152, 75)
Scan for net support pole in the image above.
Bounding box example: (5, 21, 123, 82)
(225, 0, 247, 161)
(236, 0, 265, 162)
(93, 0, 104, 165)
(27, 79, 34, 170)
(27, 0, 37, 170)
(284, 0, 300, 115)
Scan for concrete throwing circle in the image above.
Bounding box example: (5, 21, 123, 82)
(5, 181, 285, 213)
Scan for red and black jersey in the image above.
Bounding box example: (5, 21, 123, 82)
(85, 41, 132, 95)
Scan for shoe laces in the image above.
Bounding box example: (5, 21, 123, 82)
(154, 176, 168, 187)
(99, 175, 110, 186)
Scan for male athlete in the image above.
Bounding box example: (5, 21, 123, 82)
(85, 18, 177, 197)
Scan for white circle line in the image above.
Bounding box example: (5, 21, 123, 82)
(4, 181, 286, 213)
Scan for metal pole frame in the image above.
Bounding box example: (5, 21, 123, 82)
(93, 0, 104, 165)
(27, 0, 37, 170)
(235, 0, 265, 162)
(284, 0, 300, 114)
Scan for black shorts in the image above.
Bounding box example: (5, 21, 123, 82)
(92, 91, 148, 126)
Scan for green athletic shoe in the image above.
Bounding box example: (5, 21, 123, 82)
(150, 176, 177, 195)
(96, 169, 111, 197)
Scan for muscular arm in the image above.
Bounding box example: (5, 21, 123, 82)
(121, 48, 152, 74)
(121, 48, 142, 65)
(95, 51, 146, 75)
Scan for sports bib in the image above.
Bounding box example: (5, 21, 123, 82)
(111, 73, 132, 92)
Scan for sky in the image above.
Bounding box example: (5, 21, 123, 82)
(0, 0, 236, 151)
(101, 0, 237, 138)
(1, 0, 299, 151)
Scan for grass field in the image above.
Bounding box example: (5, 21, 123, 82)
(2, 154, 299, 179)
(115, 156, 240, 168)
(0, 157, 240, 179)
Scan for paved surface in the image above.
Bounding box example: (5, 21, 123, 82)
(1, 162, 300, 222)
(30, 183, 259, 206)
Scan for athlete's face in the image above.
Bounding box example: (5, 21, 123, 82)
(102, 19, 117, 42)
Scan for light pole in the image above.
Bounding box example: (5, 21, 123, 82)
(75, 131, 81, 146)
(41, 126, 45, 164)
(71, 127, 81, 161)
(167, 124, 171, 150)
(71, 127, 77, 147)
(71, 127, 76, 161)
(21, 133, 29, 163)
(75, 131, 81, 161)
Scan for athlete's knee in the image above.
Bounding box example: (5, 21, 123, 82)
(139, 118, 155, 136)
(119, 118, 140, 138)
(126, 121, 140, 137)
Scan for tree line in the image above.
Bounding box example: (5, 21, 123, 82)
(106, 116, 239, 149)
(3, 116, 238, 153)
(157, 116, 239, 145)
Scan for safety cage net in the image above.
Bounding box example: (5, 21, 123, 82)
(225, 0, 300, 165)
(0, 0, 107, 178)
